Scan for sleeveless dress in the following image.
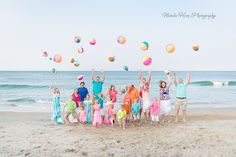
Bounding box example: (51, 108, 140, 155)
(93, 105, 102, 126)
(84, 100, 92, 124)
(159, 88, 171, 115)
(51, 94, 61, 122)
(79, 110, 86, 122)
(142, 82, 150, 111)
(105, 107, 114, 124)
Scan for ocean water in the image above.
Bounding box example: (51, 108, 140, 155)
(0, 71, 236, 112)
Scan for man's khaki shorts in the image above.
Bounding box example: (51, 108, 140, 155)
(175, 98, 187, 110)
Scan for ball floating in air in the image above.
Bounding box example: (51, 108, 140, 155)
(108, 56, 115, 62)
(54, 54, 62, 63)
(77, 47, 84, 54)
(74, 36, 81, 43)
(74, 61, 80, 67)
(192, 44, 199, 51)
(42, 51, 48, 57)
(142, 55, 152, 66)
(52, 68, 56, 74)
(117, 36, 126, 44)
(140, 41, 149, 51)
(89, 38, 96, 45)
(123, 66, 129, 71)
(164, 69, 170, 75)
(166, 44, 175, 53)
(70, 58, 75, 63)
(77, 75, 83, 80)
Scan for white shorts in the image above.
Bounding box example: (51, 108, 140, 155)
(151, 115, 159, 122)
(159, 100, 171, 116)
(133, 114, 140, 120)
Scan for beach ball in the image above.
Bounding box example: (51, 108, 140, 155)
(53, 54, 62, 63)
(70, 58, 75, 63)
(77, 47, 84, 54)
(164, 69, 170, 75)
(140, 41, 149, 51)
(89, 38, 96, 45)
(52, 68, 56, 74)
(74, 35, 81, 43)
(74, 62, 80, 67)
(142, 55, 152, 66)
(108, 55, 115, 62)
(117, 36, 126, 44)
(123, 66, 129, 71)
(77, 75, 83, 80)
(42, 51, 48, 57)
(166, 44, 175, 53)
(192, 44, 199, 51)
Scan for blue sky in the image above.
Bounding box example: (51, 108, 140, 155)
(0, 0, 235, 71)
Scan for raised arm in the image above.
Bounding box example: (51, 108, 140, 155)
(173, 72, 177, 85)
(138, 69, 143, 83)
(91, 68, 95, 81)
(148, 71, 151, 82)
(186, 72, 190, 84)
(166, 73, 172, 89)
(49, 83, 54, 93)
(101, 69, 105, 82)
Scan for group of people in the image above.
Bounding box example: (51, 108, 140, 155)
(51, 69, 190, 129)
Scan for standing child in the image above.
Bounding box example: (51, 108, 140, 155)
(79, 105, 86, 127)
(93, 100, 102, 127)
(96, 93, 105, 123)
(117, 105, 127, 129)
(131, 99, 141, 127)
(84, 94, 92, 124)
(63, 96, 79, 124)
(123, 86, 131, 124)
(50, 85, 62, 125)
(150, 97, 160, 125)
(105, 102, 115, 127)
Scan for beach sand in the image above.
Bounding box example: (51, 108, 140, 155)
(0, 108, 236, 157)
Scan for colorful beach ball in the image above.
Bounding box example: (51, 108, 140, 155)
(70, 58, 75, 63)
(74, 62, 80, 67)
(74, 36, 81, 43)
(166, 44, 175, 53)
(77, 47, 84, 54)
(108, 55, 115, 62)
(52, 68, 56, 74)
(42, 51, 48, 57)
(53, 54, 62, 63)
(89, 38, 96, 45)
(123, 66, 129, 71)
(164, 69, 170, 75)
(117, 36, 126, 44)
(140, 41, 149, 51)
(142, 55, 152, 66)
(77, 75, 83, 80)
(192, 44, 199, 51)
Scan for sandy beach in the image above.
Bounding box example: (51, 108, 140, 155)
(0, 108, 236, 157)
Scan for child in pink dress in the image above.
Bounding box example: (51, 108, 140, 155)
(93, 100, 102, 127)
(150, 97, 160, 125)
(105, 102, 115, 127)
(79, 105, 86, 127)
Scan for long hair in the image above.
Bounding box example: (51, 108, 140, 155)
(159, 80, 166, 88)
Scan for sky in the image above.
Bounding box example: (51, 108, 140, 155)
(0, 0, 235, 71)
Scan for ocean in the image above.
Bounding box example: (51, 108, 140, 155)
(0, 71, 235, 112)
